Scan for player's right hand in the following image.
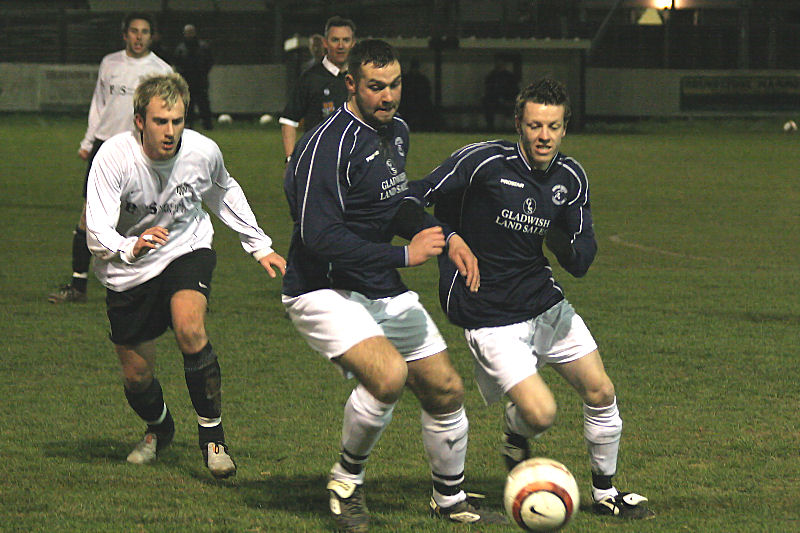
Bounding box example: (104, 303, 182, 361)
(78, 148, 90, 160)
(407, 226, 445, 266)
(447, 234, 480, 293)
(133, 226, 169, 257)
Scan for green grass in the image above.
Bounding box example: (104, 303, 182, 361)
(2, 114, 799, 532)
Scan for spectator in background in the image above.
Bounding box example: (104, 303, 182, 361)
(279, 16, 356, 163)
(482, 55, 519, 132)
(48, 12, 172, 304)
(173, 24, 214, 130)
(150, 29, 170, 63)
(302, 33, 326, 72)
(398, 58, 435, 131)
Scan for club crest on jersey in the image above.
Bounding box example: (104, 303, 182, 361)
(176, 183, 191, 196)
(523, 197, 536, 215)
(385, 158, 398, 176)
(395, 137, 405, 157)
(552, 184, 568, 205)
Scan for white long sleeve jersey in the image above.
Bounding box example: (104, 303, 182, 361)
(86, 129, 274, 292)
(80, 50, 172, 153)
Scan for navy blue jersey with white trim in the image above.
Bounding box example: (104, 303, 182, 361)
(410, 140, 597, 329)
(282, 104, 412, 299)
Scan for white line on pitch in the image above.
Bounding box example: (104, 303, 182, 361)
(608, 235, 713, 261)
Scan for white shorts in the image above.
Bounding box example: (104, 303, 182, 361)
(464, 300, 597, 405)
(282, 289, 447, 367)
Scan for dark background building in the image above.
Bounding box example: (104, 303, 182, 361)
(1, 0, 799, 70)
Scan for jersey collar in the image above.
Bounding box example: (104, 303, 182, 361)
(516, 141, 559, 174)
(322, 55, 342, 76)
(344, 101, 377, 132)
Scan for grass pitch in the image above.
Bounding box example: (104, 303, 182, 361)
(2, 114, 799, 532)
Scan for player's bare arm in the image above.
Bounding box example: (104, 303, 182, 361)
(447, 233, 480, 293)
(281, 123, 297, 160)
(258, 252, 287, 278)
(132, 226, 169, 257)
(407, 226, 445, 266)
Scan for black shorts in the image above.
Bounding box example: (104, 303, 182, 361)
(106, 248, 216, 346)
(83, 138, 105, 198)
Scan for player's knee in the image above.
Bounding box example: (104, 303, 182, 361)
(429, 372, 465, 413)
(583, 379, 616, 408)
(520, 399, 557, 432)
(370, 359, 407, 404)
(174, 323, 207, 354)
(121, 365, 154, 392)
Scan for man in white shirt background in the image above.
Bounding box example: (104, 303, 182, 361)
(49, 12, 172, 304)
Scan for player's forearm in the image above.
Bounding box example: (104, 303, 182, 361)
(207, 179, 274, 256)
(85, 217, 138, 263)
(390, 196, 454, 242)
(563, 235, 597, 277)
(281, 124, 298, 158)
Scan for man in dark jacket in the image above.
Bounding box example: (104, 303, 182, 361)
(173, 24, 214, 130)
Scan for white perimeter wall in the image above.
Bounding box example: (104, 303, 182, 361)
(2, 63, 798, 117)
(0, 63, 287, 114)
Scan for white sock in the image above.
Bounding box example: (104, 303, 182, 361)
(336, 384, 395, 485)
(583, 398, 622, 479)
(592, 486, 619, 502)
(504, 401, 548, 439)
(421, 407, 468, 508)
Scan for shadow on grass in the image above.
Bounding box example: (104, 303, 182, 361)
(41, 437, 204, 468)
(233, 472, 507, 517)
(42, 438, 134, 462)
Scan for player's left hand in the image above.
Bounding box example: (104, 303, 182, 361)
(259, 252, 287, 278)
(447, 234, 480, 293)
(544, 226, 575, 264)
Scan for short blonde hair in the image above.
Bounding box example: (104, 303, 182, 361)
(133, 73, 190, 125)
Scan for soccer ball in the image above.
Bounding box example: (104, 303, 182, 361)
(782, 120, 797, 133)
(259, 113, 273, 125)
(504, 458, 580, 532)
(217, 114, 233, 124)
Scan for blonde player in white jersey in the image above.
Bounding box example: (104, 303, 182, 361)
(85, 73, 286, 478)
(50, 12, 172, 304)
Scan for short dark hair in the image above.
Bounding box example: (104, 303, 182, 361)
(514, 78, 571, 124)
(121, 12, 155, 34)
(324, 16, 356, 37)
(347, 39, 398, 83)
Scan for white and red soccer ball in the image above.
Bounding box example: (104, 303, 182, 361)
(504, 457, 580, 532)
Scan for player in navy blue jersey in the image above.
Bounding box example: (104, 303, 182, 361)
(405, 78, 655, 520)
(282, 39, 503, 532)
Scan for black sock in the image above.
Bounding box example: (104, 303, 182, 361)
(433, 471, 465, 497)
(198, 423, 225, 447)
(184, 343, 224, 447)
(592, 473, 614, 490)
(71, 227, 90, 292)
(339, 451, 365, 477)
(149, 410, 175, 450)
(124, 377, 167, 423)
(504, 431, 528, 448)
